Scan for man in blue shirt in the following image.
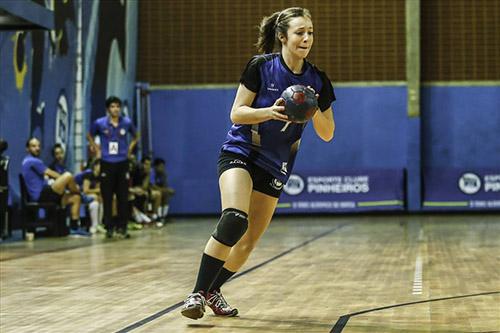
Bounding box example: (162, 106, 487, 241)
(87, 96, 139, 238)
(21, 137, 88, 236)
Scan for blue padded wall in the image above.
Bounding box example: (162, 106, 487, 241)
(150, 86, 408, 214)
(422, 86, 500, 168)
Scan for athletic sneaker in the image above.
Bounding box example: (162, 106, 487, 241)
(206, 290, 238, 317)
(116, 228, 131, 239)
(96, 224, 107, 234)
(181, 292, 206, 320)
(68, 228, 90, 238)
(127, 222, 143, 230)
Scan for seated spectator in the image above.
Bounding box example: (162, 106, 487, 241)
(74, 159, 95, 203)
(82, 159, 106, 234)
(49, 143, 67, 174)
(74, 168, 93, 187)
(151, 158, 175, 218)
(22, 138, 89, 237)
(127, 155, 150, 225)
(49, 143, 93, 204)
(131, 156, 162, 224)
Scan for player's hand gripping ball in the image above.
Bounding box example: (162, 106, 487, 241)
(280, 85, 318, 123)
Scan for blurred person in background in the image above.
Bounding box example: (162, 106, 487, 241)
(151, 158, 175, 219)
(82, 159, 106, 234)
(49, 143, 67, 174)
(87, 96, 139, 239)
(22, 137, 89, 237)
(132, 156, 162, 226)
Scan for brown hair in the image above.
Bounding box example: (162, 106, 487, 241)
(256, 7, 312, 54)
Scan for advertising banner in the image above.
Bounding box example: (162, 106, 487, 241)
(276, 169, 405, 213)
(423, 168, 500, 210)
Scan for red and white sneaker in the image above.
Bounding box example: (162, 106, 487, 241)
(181, 292, 206, 320)
(206, 290, 238, 317)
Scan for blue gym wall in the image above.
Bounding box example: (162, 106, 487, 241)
(0, 0, 138, 205)
(151, 86, 407, 214)
(150, 85, 500, 215)
(422, 86, 500, 168)
(421, 86, 500, 209)
(0, 2, 498, 216)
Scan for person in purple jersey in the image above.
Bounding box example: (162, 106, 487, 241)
(87, 96, 139, 239)
(182, 7, 336, 320)
(22, 138, 87, 236)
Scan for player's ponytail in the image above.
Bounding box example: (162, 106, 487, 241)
(256, 7, 312, 54)
(256, 11, 280, 54)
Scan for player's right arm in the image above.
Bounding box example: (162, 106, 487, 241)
(230, 84, 287, 124)
(44, 168, 62, 179)
(87, 121, 100, 156)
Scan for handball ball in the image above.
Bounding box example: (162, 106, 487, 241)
(281, 85, 318, 123)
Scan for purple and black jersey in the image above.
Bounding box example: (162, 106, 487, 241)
(221, 53, 336, 182)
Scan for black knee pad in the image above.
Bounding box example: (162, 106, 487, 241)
(211, 208, 248, 246)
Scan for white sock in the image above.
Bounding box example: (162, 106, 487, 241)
(133, 210, 143, 223)
(89, 201, 100, 229)
(157, 207, 162, 217)
(139, 211, 151, 223)
(162, 205, 169, 217)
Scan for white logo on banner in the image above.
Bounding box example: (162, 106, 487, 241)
(307, 176, 370, 193)
(284, 174, 305, 195)
(458, 173, 481, 194)
(484, 175, 500, 192)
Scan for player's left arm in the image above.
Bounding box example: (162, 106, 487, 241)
(312, 107, 335, 142)
(311, 70, 336, 142)
(128, 121, 139, 158)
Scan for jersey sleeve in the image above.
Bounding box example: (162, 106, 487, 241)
(32, 159, 47, 176)
(239, 56, 264, 93)
(317, 70, 336, 112)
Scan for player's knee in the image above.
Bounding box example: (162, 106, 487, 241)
(61, 172, 73, 180)
(211, 208, 248, 247)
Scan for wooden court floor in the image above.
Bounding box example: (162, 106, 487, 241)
(1, 214, 499, 333)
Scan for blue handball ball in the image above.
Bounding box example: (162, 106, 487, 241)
(280, 85, 318, 123)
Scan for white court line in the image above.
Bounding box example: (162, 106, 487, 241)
(412, 255, 423, 295)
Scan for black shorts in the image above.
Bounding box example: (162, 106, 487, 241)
(217, 151, 283, 198)
(39, 185, 62, 204)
